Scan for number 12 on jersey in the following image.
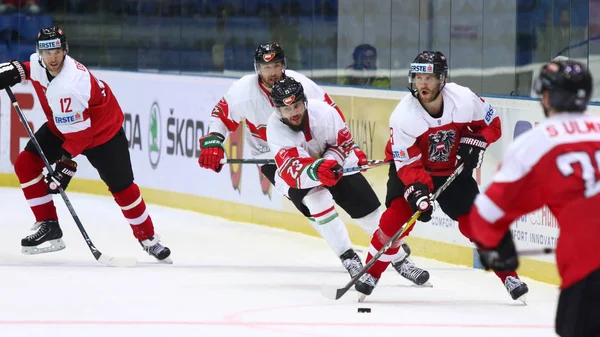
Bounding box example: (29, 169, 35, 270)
(60, 97, 72, 113)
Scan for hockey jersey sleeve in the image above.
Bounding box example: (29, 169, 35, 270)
(267, 117, 321, 189)
(469, 130, 549, 248)
(321, 107, 355, 165)
(388, 113, 433, 189)
(208, 88, 243, 138)
(465, 93, 502, 145)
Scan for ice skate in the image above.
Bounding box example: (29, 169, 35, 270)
(340, 249, 363, 278)
(391, 242, 431, 286)
(140, 235, 172, 264)
(504, 276, 528, 303)
(21, 219, 66, 254)
(355, 273, 378, 302)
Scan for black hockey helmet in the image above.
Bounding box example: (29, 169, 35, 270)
(36, 26, 68, 54)
(254, 42, 286, 67)
(270, 77, 306, 108)
(409, 51, 448, 83)
(534, 60, 592, 112)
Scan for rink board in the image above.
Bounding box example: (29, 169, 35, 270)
(1, 69, 591, 286)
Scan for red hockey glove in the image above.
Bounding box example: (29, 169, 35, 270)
(308, 159, 343, 187)
(198, 133, 225, 173)
(353, 145, 368, 171)
(46, 155, 77, 194)
(404, 182, 433, 222)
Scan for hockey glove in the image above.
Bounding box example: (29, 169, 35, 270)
(404, 182, 433, 222)
(457, 134, 487, 170)
(476, 231, 519, 272)
(0, 60, 27, 89)
(198, 132, 225, 173)
(307, 158, 343, 187)
(353, 145, 368, 171)
(47, 155, 77, 194)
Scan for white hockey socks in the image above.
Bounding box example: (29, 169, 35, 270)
(303, 187, 353, 256)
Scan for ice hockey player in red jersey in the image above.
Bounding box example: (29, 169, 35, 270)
(198, 42, 430, 285)
(267, 77, 429, 285)
(471, 60, 600, 337)
(0, 26, 171, 262)
(354, 51, 528, 301)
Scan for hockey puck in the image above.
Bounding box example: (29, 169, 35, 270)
(357, 307, 371, 313)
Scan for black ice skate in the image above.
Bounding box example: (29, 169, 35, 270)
(391, 242, 431, 286)
(504, 276, 529, 303)
(140, 235, 172, 264)
(340, 249, 363, 278)
(21, 219, 66, 254)
(355, 273, 379, 302)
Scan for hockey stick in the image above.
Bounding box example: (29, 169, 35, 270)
(518, 247, 554, 256)
(219, 158, 274, 165)
(340, 160, 388, 174)
(321, 163, 465, 300)
(5, 87, 136, 268)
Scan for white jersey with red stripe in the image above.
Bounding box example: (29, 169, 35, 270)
(470, 113, 600, 289)
(25, 53, 124, 156)
(267, 99, 359, 190)
(385, 82, 502, 188)
(208, 69, 340, 159)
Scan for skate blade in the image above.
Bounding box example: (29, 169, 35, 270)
(419, 281, 434, 288)
(21, 239, 66, 255)
(357, 293, 367, 303)
(157, 256, 173, 264)
(516, 294, 527, 305)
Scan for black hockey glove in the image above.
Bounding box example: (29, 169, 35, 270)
(404, 182, 433, 222)
(476, 231, 519, 272)
(0, 60, 27, 89)
(47, 155, 77, 194)
(457, 134, 487, 170)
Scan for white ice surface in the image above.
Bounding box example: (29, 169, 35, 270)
(0, 187, 558, 337)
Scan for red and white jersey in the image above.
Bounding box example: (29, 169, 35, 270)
(267, 99, 359, 189)
(24, 53, 124, 157)
(385, 83, 501, 189)
(470, 113, 600, 289)
(208, 69, 341, 159)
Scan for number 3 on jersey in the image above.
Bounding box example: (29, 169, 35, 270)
(557, 150, 600, 198)
(60, 97, 72, 113)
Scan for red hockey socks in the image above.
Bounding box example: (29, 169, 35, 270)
(14, 151, 57, 222)
(112, 183, 155, 241)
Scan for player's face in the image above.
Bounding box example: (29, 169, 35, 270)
(414, 73, 442, 103)
(279, 100, 307, 131)
(258, 61, 285, 87)
(41, 49, 66, 74)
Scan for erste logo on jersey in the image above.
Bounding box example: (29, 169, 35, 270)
(38, 38, 61, 50)
(54, 111, 83, 125)
(263, 53, 275, 62)
(410, 63, 434, 73)
(392, 146, 409, 161)
(484, 103, 496, 125)
(428, 129, 456, 162)
(283, 95, 295, 105)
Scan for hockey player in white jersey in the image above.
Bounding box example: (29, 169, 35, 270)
(198, 42, 429, 284)
(266, 77, 430, 285)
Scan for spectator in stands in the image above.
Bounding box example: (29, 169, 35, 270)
(339, 44, 390, 88)
(0, 0, 41, 14)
